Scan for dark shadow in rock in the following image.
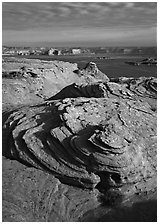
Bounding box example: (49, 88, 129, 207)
(83, 200, 157, 222)
(47, 83, 83, 100)
(73, 69, 81, 75)
(97, 189, 124, 208)
(2, 109, 18, 158)
(27, 71, 38, 78)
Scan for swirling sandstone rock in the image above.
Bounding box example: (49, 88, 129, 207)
(47, 76, 156, 112)
(3, 95, 156, 195)
(110, 76, 157, 99)
(2, 59, 157, 221)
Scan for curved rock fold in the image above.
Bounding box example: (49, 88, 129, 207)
(3, 91, 156, 195)
(2, 59, 157, 221)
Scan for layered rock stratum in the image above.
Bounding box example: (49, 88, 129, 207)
(2, 57, 157, 221)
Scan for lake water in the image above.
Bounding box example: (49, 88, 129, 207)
(21, 54, 157, 78)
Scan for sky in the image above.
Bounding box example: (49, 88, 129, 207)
(2, 1, 157, 47)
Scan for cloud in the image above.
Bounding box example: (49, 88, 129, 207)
(3, 2, 157, 29)
(2, 2, 157, 46)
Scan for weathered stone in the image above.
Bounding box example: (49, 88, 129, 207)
(48, 82, 108, 100)
(2, 157, 99, 222)
(2, 58, 110, 110)
(80, 61, 110, 83)
(3, 96, 156, 195)
(48, 77, 157, 109)
(2, 58, 157, 222)
(2, 57, 80, 110)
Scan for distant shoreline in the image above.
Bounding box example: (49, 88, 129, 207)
(3, 53, 157, 79)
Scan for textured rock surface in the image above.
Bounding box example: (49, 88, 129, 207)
(2, 58, 157, 221)
(2, 57, 80, 110)
(2, 58, 109, 111)
(79, 61, 110, 83)
(3, 96, 156, 193)
(3, 157, 99, 222)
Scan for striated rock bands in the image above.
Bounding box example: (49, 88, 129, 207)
(49, 76, 157, 105)
(2, 58, 157, 221)
(3, 95, 156, 195)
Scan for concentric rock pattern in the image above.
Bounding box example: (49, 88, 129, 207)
(3, 77, 157, 196)
(2, 57, 157, 221)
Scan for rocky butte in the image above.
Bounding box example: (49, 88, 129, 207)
(2, 57, 157, 221)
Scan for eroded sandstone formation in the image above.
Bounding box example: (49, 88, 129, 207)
(3, 78, 157, 192)
(2, 58, 157, 221)
(2, 57, 80, 110)
(2, 58, 109, 111)
(79, 61, 110, 83)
